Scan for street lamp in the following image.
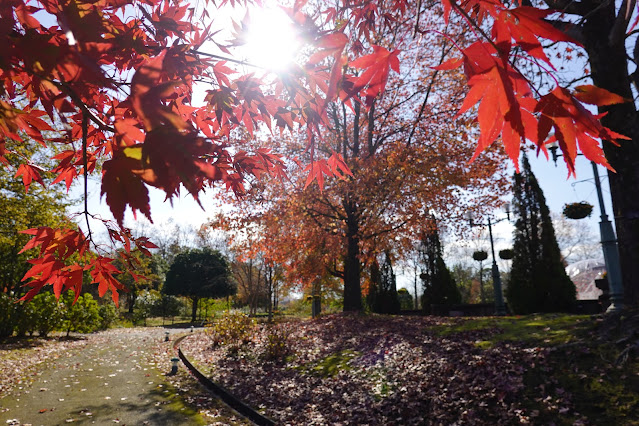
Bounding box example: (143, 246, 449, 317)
(548, 143, 623, 312)
(464, 204, 511, 316)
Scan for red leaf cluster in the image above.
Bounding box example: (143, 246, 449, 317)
(2, 0, 629, 301)
(19, 225, 157, 305)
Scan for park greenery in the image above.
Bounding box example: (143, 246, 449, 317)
(507, 155, 577, 314)
(164, 247, 237, 322)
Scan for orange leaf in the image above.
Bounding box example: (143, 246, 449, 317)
(15, 164, 45, 193)
(573, 85, 629, 106)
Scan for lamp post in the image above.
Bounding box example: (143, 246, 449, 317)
(170, 357, 180, 375)
(464, 204, 511, 316)
(549, 144, 623, 312)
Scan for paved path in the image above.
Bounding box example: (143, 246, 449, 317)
(0, 328, 206, 426)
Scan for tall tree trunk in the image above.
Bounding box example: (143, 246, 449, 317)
(127, 292, 136, 314)
(413, 253, 420, 310)
(583, 9, 639, 306)
(343, 203, 362, 311)
(191, 296, 199, 322)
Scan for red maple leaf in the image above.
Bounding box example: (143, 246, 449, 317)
(536, 87, 630, 174)
(101, 146, 152, 225)
(15, 163, 46, 192)
(349, 45, 400, 106)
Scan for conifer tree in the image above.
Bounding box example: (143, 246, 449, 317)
(506, 155, 576, 314)
(419, 226, 461, 312)
(367, 252, 400, 314)
(366, 260, 380, 313)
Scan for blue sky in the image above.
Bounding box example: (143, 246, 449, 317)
(76, 148, 613, 258)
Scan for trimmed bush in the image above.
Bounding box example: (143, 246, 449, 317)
(206, 311, 256, 347)
(61, 291, 101, 336)
(98, 301, 119, 330)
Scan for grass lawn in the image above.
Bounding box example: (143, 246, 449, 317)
(180, 312, 639, 425)
(435, 313, 639, 424)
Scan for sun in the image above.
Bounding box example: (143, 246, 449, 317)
(242, 7, 301, 72)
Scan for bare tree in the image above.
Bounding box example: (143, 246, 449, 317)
(232, 257, 266, 315)
(552, 213, 600, 264)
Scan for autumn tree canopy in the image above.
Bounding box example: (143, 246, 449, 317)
(211, 3, 511, 310)
(2, 0, 634, 305)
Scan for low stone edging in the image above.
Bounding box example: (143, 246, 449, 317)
(173, 334, 276, 426)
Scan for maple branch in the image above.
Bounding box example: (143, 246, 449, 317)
(362, 219, 409, 240)
(191, 49, 261, 69)
(82, 112, 93, 244)
(564, 73, 593, 88)
(367, 101, 375, 156)
(413, 0, 424, 37)
(541, 0, 589, 16)
(25, 72, 115, 133)
(303, 193, 346, 222)
(544, 18, 585, 45)
(610, 0, 636, 46)
(353, 101, 361, 157)
(326, 263, 344, 279)
(406, 70, 440, 147)
(404, 34, 459, 149)
(305, 206, 343, 224)
(59, 85, 112, 132)
(448, 1, 500, 54)
(330, 104, 344, 156)
(342, 102, 351, 158)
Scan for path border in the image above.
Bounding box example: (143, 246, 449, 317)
(173, 335, 276, 426)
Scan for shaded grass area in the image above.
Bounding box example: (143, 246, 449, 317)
(297, 349, 361, 378)
(433, 314, 592, 347)
(435, 313, 639, 425)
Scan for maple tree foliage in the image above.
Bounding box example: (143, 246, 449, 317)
(0, 0, 630, 303)
(210, 4, 511, 311)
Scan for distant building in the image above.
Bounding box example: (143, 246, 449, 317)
(566, 258, 605, 300)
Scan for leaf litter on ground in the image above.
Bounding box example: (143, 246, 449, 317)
(180, 312, 639, 425)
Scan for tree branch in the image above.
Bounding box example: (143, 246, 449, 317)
(82, 112, 93, 244)
(610, 0, 636, 47)
(544, 18, 585, 45)
(542, 0, 589, 16)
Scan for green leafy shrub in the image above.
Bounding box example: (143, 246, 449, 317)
(31, 292, 63, 337)
(260, 325, 293, 364)
(0, 292, 16, 338)
(14, 300, 37, 337)
(61, 291, 101, 336)
(397, 288, 414, 310)
(98, 300, 119, 330)
(206, 311, 256, 347)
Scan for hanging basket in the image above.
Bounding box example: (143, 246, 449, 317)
(499, 249, 514, 260)
(562, 202, 594, 219)
(472, 250, 488, 261)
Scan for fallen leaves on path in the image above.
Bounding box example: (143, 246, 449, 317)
(0, 337, 89, 399)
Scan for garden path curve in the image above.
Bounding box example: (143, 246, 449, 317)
(0, 328, 204, 426)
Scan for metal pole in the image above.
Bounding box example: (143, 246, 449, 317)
(479, 260, 484, 303)
(487, 218, 507, 315)
(590, 162, 624, 312)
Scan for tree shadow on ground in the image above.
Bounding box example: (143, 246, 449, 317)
(0, 335, 87, 351)
(53, 387, 202, 425)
